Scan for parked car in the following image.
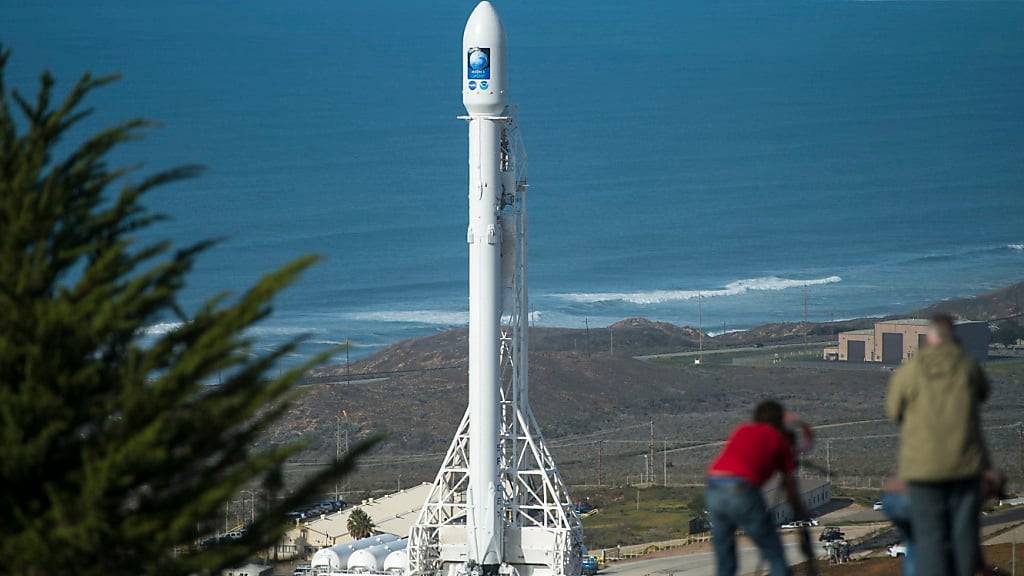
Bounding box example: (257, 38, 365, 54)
(780, 519, 818, 529)
(575, 501, 594, 514)
(293, 566, 313, 576)
(888, 543, 907, 558)
(873, 501, 884, 511)
(819, 527, 845, 542)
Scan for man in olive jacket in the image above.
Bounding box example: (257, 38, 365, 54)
(886, 314, 990, 576)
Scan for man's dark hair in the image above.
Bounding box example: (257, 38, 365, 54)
(931, 313, 960, 344)
(753, 400, 785, 429)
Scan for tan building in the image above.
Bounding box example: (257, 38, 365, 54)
(832, 318, 990, 365)
(276, 483, 431, 559)
(762, 477, 831, 525)
(873, 319, 931, 364)
(838, 329, 875, 362)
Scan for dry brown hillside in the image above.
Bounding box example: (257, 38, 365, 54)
(271, 281, 1024, 491)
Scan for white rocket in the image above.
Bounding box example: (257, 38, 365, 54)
(463, 1, 507, 567)
(407, 4, 581, 576)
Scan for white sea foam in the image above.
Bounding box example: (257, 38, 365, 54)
(308, 339, 382, 348)
(345, 310, 470, 325)
(345, 308, 544, 326)
(1009, 244, 1024, 252)
(557, 275, 843, 305)
(142, 321, 184, 336)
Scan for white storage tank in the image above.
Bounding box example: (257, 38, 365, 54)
(383, 549, 408, 575)
(347, 540, 407, 573)
(311, 534, 399, 572)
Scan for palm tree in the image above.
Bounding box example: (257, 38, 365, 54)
(347, 508, 375, 540)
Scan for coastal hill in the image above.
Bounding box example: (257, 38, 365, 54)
(913, 281, 1024, 321)
(274, 281, 1024, 488)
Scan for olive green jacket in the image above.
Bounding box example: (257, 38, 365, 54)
(886, 342, 990, 482)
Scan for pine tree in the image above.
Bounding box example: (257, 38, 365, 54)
(346, 508, 376, 540)
(0, 50, 374, 576)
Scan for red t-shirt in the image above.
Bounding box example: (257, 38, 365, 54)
(707, 423, 796, 487)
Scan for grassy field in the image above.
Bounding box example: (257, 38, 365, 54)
(986, 357, 1024, 379)
(575, 485, 703, 549)
(648, 342, 832, 367)
(831, 487, 881, 507)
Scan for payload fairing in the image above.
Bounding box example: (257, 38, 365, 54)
(407, 3, 582, 576)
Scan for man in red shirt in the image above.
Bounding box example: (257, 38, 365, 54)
(705, 400, 809, 576)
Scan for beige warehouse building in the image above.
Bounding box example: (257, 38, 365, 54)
(276, 483, 431, 559)
(831, 318, 989, 365)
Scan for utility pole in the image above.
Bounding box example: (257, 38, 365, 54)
(663, 440, 668, 485)
(585, 317, 591, 358)
(335, 411, 342, 500)
(826, 440, 832, 483)
(1018, 422, 1024, 475)
(344, 424, 351, 496)
(636, 488, 640, 511)
(803, 285, 809, 346)
(698, 292, 704, 364)
(609, 330, 614, 355)
(345, 340, 351, 381)
(598, 440, 604, 486)
(649, 420, 656, 484)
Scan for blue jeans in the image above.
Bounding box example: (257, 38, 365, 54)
(907, 477, 981, 576)
(706, 478, 789, 576)
(881, 491, 915, 576)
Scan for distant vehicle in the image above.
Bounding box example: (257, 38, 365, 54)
(873, 501, 884, 511)
(293, 566, 313, 576)
(753, 343, 764, 348)
(581, 556, 599, 576)
(320, 499, 346, 513)
(888, 544, 907, 558)
(819, 527, 845, 542)
(781, 519, 818, 529)
(575, 501, 593, 514)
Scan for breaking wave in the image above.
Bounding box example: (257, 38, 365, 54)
(557, 275, 843, 305)
(344, 310, 470, 325)
(345, 309, 543, 326)
(141, 321, 183, 336)
(1010, 244, 1024, 252)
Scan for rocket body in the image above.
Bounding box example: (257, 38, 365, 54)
(463, 1, 507, 568)
(407, 6, 580, 576)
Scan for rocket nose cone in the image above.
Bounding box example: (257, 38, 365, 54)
(464, 1, 505, 43)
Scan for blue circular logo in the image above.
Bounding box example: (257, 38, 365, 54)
(480, 81, 489, 90)
(468, 80, 477, 90)
(469, 50, 489, 71)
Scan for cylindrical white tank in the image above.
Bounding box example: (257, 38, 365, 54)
(310, 534, 399, 572)
(383, 549, 408, 575)
(347, 540, 407, 573)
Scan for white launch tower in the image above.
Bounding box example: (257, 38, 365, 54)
(407, 3, 582, 576)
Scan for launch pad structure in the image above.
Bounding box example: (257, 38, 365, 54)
(406, 3, 583, 576)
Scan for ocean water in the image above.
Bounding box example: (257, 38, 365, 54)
(5, 0, 1023, 365)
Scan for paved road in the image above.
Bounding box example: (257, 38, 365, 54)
(603, 543, 823, 576)
(634, 342, 831, 361)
